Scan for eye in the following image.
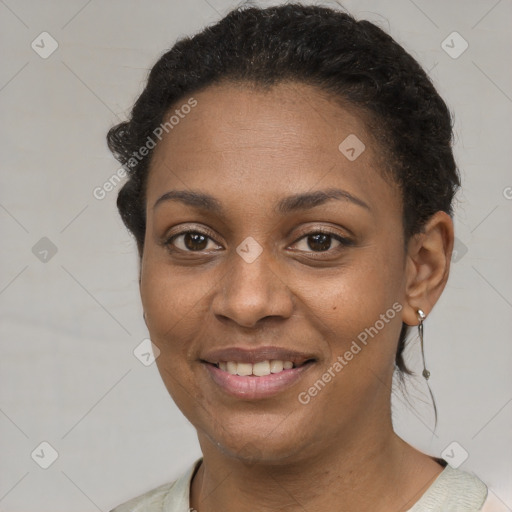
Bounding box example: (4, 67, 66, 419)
(163, 227, 352, 255)
(165, 229, 222, 252)
(290, 229, 353, 253)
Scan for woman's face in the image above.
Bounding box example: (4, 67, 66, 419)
(140, 81, 409, 463)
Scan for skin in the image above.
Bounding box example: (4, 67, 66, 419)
(139, 81, 454, 512)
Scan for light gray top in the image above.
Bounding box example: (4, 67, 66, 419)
(110, 458, 489, 512)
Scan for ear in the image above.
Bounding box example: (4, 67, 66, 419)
(402, 211, 455, 326)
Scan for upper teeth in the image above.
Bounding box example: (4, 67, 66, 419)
(218, 360, 294, 376)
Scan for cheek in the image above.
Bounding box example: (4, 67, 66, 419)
(308, 237, 405, 364)
(141, 248, 208, 329)
(139, 256, 212, 415)
(139, 254, 209, 367)
(294, 259, 404, 422)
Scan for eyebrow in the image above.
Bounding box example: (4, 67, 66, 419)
(153, 187, 370, 214)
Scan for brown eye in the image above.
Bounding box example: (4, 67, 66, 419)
(306, 233, 332, 252)
(165, 230, 221, 252)
(291, 230, 353, 254)
(182, 232, 208, 251)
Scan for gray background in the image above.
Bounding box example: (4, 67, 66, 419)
(1, 0, 511, 510)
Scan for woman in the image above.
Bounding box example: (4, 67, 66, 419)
(107, 4, 489, 511)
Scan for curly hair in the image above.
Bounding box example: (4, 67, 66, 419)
(106, 3, 460, 380)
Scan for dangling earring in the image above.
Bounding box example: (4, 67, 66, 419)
(417, 308, 438, 429)
(417, 308, 430, 380)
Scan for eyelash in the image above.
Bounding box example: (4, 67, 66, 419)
(163, 227, 353, 256)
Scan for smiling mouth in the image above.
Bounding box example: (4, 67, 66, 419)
(207, 359, 315, 377)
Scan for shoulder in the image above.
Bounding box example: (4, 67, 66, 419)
(109, 480, 177, 512)
(109, 459, 202, 512)
(408, 464, 488, 511)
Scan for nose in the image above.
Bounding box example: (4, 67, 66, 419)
(211, 244, 294, 329)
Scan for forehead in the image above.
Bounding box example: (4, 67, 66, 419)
(152, 81, 368, 155)
(146, 81, 400, 215)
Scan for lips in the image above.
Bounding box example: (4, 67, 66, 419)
(201, 346, 317, 400)
(202, 346, 316, 366)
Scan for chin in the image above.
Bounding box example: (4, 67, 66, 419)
(198, 413, 315, 466)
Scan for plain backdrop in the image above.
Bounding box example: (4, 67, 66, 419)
(1, 0, 511, 510)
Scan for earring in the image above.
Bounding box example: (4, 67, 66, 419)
(417, 308, 430, 380)
(417, 308, 438, 428)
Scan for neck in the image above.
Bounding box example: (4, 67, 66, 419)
(190, 419, 437, 512)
